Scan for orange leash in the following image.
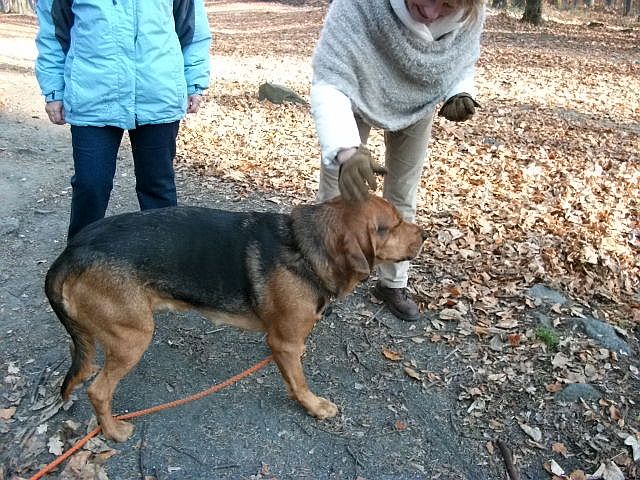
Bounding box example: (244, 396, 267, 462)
(29, 355, 273, 480)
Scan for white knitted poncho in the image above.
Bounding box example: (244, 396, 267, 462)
(312, 0, 484, 131)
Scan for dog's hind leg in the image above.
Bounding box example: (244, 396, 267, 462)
(46, 273, 97, 400)
(67, 270, 156, 442)
(87, 313, 154, 442)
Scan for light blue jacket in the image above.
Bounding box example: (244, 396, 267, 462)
(35, 0, 211, 130)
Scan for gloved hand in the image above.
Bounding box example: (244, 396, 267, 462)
(437, 93, 480, 122)
(338, 145, 387, 202)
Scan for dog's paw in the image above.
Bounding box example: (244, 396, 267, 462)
(102, 419, 135, 442)
(310, 396, 338, 420)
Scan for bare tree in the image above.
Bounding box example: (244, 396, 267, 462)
(623, 0, 632, 14)
(522, 0, 543, 24)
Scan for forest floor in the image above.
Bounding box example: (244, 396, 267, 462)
(0, 2, 639, 479)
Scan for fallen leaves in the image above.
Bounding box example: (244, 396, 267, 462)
(58, 450, 109, 480)
(551, 442, 568, 457)
(545, 382, 563, 393)
(438, 308, 465, 321)
(381, 348, 402, 362)
(624, 435, 640, 462)
(0, 407, 16, 420)
(47, 435, 64, 456)
(590, 461, 626, 480)
(394, 420, 408, 431)
(506, 333, 523, 347)
(403, 367, 421, 381)
(545, 458, 565, 476)
(519, 423, 543, 443)
(552, 352, 571, 369)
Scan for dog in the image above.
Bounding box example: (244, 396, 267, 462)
(45, 195, 425, 442)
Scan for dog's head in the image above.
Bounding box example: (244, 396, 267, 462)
(332, 195, 425, 274)
(292, 195, 425, 296)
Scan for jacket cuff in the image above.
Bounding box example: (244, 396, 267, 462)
(187, 85, 206, 96)
(44, 89, 64, 102)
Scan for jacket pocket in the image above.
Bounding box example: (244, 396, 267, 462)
(66, 56, 114, 120)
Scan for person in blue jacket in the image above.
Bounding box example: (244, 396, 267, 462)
(35, 0, 211, 239)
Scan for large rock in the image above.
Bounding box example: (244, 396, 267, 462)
(580, 316, 632, 355)
(555, 383, 602, 403)
(526, 284, 569, 306)
(258, 82, 306, 105)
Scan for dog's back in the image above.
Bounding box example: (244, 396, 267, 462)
(49, 206, 297, 310)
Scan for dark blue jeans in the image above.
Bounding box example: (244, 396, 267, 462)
(68, 121, 179, 239)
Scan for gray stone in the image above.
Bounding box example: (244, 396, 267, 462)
(581, 316, 632, 355)
(526, 284, 569, 306)
(258, 82, 306, 105)
(0, 217, 19, 235)
(555, 383, 602, 403)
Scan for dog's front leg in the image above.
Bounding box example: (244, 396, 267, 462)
(267, 334, 338, 420)
(261, 269, 338, 419)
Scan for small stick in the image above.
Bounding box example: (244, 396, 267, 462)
(138, 423, 147, 478)
(164, 443, 204, 464)
(444, 347, 459, 360)
(346, 445, 366, 469)
(496, 439, 520, 480)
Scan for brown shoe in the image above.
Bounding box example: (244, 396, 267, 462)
(373, 283, 420, 321)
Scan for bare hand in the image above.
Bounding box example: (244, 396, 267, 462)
(45, 101, 65, 125)
(187, 94, 202, 114)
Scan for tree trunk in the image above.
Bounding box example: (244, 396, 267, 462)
(623, 0, 631, 15)
(522, 0, 543, 24)
(0, 0, 34, 14)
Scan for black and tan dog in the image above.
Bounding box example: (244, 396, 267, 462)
(45, 195, 425, 442)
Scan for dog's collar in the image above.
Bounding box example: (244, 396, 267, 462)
(300, 252, 338, 299)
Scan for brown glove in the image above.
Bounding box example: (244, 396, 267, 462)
(437, 93, 480, 122)
(338, 146, 387, 202)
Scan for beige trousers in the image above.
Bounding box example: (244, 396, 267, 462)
(317, 114, 433, 288)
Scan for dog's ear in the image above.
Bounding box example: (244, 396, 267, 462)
(346, 247, 371, 280)
(340, 233, 372, 281)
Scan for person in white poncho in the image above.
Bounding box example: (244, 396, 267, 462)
(311, 0, 486, 321)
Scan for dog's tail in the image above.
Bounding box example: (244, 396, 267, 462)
(45, 256, 96, 401)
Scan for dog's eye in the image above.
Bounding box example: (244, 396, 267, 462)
(376, 225, 388, 235)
